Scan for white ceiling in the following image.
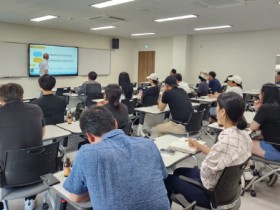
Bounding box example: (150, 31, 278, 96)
(0, 0, 280, 38)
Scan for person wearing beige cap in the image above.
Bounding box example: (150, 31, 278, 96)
(137, 73, 160, 136)
(226, 75, 243, 97)
(197, 72, 209, 96)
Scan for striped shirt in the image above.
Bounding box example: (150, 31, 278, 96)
(201, 126, 252, 189)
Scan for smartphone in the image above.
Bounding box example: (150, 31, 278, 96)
(40, 173, 60, 186)
(160, 148, 175, 155)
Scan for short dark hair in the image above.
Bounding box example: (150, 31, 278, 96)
(38, 74, 56, 91)
(175, 73, 182, 82)
(217, 92, 247, 130)
(0, 83, 24, 102)
(105, 84, 122, 109)
(261, 83, 280, 105)
(88, 71, 97, 80)
(209, 71, 216, 78)
(79, 106, 115, 136)
(171, 69, 177, 74)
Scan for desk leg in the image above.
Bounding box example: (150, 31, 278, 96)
(54, 194, 68, 210)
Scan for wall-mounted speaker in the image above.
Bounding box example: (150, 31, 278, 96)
(112, 38, 119, 49)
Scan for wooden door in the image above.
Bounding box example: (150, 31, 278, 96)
(138, 51, 155, 85)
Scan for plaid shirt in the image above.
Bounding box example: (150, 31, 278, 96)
(201, 126, 252, 189)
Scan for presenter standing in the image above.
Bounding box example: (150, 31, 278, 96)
(39, 53, 49, 76)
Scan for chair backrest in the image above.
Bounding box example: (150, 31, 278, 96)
(185, 110, 204, 133)
(262, 121, 280, 146)
(56, 87, 71, 96)
(121, 98, 137, 115)
(119, 121, 133, 135)
(209, 159, 249, 208)
(197, 103, 210, 121)
(143, 95, 158, 107)
(3, 142, 59, 187)
(187, 92, 195, 99)
(85, 83, 103, 107)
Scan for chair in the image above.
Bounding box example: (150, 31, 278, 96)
(0, 142, 59, 210)
(248, 121, 280, 197)
(196, 103, 211, 135)
(184, 110, 205, 138)
(142, 95, 158, 107)
(172, 160, 248, 210)
(85, 83, 103, 107)
(121, 98, 137, 116)
(56, 87, 71, 104)
(119, 120, 133, 136)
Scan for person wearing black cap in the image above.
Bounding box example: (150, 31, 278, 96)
(154, 76, 193, 136)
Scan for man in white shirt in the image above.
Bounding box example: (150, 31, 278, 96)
(175, 73, 191, 93)
(39, 53, 49, 76)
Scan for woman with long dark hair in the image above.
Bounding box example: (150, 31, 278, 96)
(98, 84, 129, 128)
(118, 72, 133, 100)
(165, 92, 252, 208)
(250, 83, 280, 161)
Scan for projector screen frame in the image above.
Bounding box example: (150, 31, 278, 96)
(28, 43, 79, 77)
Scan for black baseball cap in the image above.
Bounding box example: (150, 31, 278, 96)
(165, 76, 177, 87)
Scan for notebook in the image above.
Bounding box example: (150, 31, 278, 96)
(168, 138, 206, 154)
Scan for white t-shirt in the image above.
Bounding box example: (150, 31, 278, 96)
(39, 59, 49, 76)
(178, 81, 191, 93)
(225, 86, 243, 97)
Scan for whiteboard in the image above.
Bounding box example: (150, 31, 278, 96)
(79, 48, 111, 75)
(0, 42, 27, 77)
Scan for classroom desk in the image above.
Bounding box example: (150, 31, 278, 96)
(56, 121, 82, 134)
(43, 125, 71, 142)
(52, 135, 196, 210)
(92, 95, 139, 103)
(243, 90, 259, 96)
(191, 96, 217, 103)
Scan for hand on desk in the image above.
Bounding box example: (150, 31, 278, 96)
(188, 138, 199, 149)
(188, 138, 210, 155)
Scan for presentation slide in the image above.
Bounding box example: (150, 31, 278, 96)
(29, 44, 78, 76)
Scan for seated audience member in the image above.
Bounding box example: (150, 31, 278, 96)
(0, 83, 45, 210)
(78, 71, 101, 95)
(118, 72, 133, 100)
(209, 75, 243, 98)
(155, 76, 193, 136)
(138, 73, 160, 130)
(207, 71, 222, 93)
(275, 71, 280, 90)
(251, 83, 280, 161)
(32, 75, 67, 125)
(175, 73, 191, 93)
(63, 106, 170, 210)
(196, 72, 209, 97)
(98, 84, 129, 128)
(170, 68, 177, 76)
(220, 75, 233, 93)
(165, 92, 252, 208)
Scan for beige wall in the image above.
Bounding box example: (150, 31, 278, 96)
(191, 30, 280, 90)
(1, 22, 280, 97)
(0, 23, 136, 98)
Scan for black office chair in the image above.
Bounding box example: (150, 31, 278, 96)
(56, 87, 71, 104)
(119, 120, 133, 136)
(85, 83, 103, 107)
(0, 142, 60, 210)
(172, 160, 249, 210)
(247, 121, 280, 197)
(142, 95, 158, 107)
(121, 98, 137, 116)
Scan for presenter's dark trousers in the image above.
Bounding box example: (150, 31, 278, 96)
(164, 167, 211, 209)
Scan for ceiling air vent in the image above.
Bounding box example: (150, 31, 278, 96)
(86, 15, 125, 25)
(193, 0, 246, 8)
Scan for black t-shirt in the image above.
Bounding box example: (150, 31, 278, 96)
(143, 86, 159, 98)
(162, 87, 193, 122)
(104, 103, 129, 128)
(32, 94, 67, 125)
(0, 101, 44, 173)
(254, 103, 280, 151)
